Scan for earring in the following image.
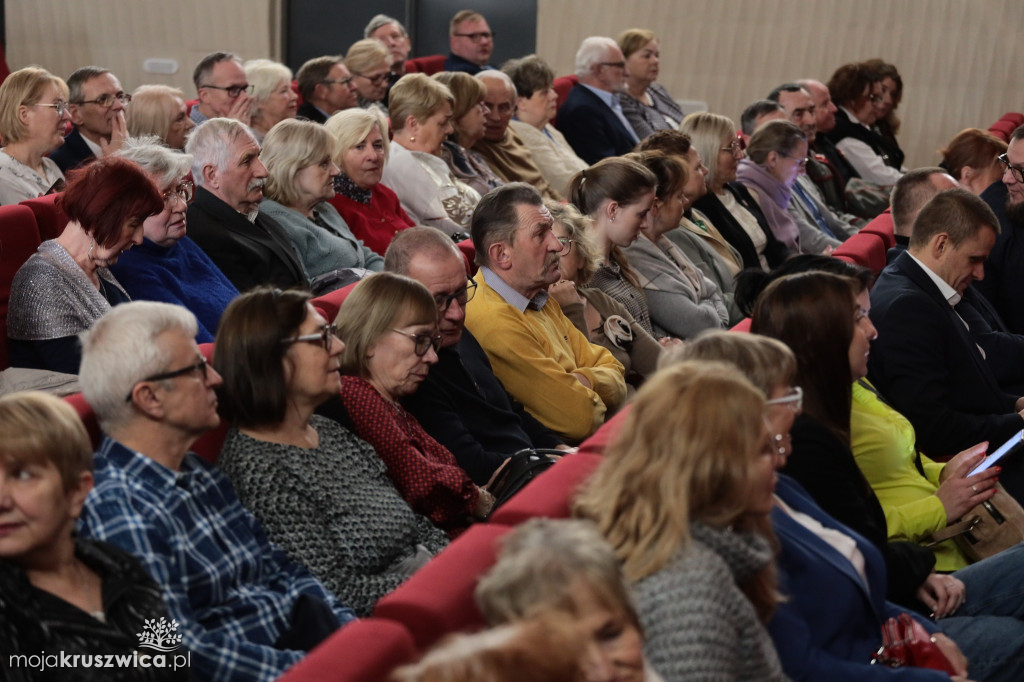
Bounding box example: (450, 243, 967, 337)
(88, 238, 95, 255)
(410, 135, 416, 142)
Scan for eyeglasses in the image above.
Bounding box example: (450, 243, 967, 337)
(323, 77, 354, 87)
(597, 61, 626, 69)
(782, 153, 808, 169)
(75, 92, 132, 108)
(356, 72, 390, 85)
(766, 386, 803, 413)
(125, 356, 209, 401)
(162, 181, 194, 208)
(720, 139, 743, 154)
(282, 323, 337, 352)
(434, 281, 477, 313)
(999, 154, 1024, 183)
(200, 83, 254, 98)
(390, 329, 442, 356)
(33, 100, 71, 117)
(453, 31, 494, 41)
(556, 237, 574, 255)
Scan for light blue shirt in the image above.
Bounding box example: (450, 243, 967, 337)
(479, 266, 549, 312)
(580, 84, 641, 144)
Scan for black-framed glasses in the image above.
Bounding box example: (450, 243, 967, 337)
(355, 72, 390, 85)
(453, 31, 494, 41)
(33, 100, 71, 117)
(125, 356, 209, 401)
(323, 77, 354, 87)
(556, 237, 574, 255)
(390, 329, 442, 356)
(282, 323, 337, 351)
(999, 154, 1024, 183)
(75, 92, 132, 108)
(162, 181, 194, 208)
(200, 83, 254, 98)
(597, 61, 626, 69)
(766, 386, 803, 413)
(434, 281, 477, 313)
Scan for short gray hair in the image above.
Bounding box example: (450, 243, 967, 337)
(185, 118, 256, 187)
(67, 65, 111, 104)
(574, 37, 617, 79)
(116, 136, 193, 189)
(80, 302, 198, 431)
(476, 70, 516, 99)
(364, 14, 407, 38)
(384, 226, 462, 275)
(243, 59, 293, 122)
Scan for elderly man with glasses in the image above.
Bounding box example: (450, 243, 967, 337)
(49, 66, 130, 173)
(383, 226, 568, 485)
(77, 301, 355, 682)
(444, 9, 495, 75)
(190, 52, 254, 127)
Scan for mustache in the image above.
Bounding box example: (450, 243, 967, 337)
(247, 178, 266, 192)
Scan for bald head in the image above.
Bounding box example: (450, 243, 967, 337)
(798, 79, 837, 134)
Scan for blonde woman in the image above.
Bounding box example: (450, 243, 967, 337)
(243, 59, 298, 142)
(431, 71, 505, 197)
(346, 39, 392, 112)
(0, 67, 70, 204)
(574, 361, 785, 682)
(126, 84, 194, 150)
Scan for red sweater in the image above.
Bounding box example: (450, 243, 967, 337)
(328, 184, 415, 256)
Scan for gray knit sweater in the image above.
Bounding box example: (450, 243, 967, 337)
(635, 522, 785, 682)
(218, 415, 449, 616)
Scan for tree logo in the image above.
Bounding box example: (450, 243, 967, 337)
(137, 617, 183, 652)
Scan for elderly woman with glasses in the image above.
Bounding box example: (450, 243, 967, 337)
(214, 287, 448, 617)
(431, 71, 505, 198)
(736, 119, 839, 255)
(243, 59, 298, 143)
(334, 272, 495, 536)
(617, 29, 684, 141)
(382, 74, 481, 237)
(346, 39, 393, 113)
(108, 137, 238, 343)
(259, 119, 384, 291)
(8, 157, 161, 374)
(0, 67, 71, 205)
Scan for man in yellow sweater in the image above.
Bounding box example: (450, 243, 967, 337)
(465, 183, 626, 443)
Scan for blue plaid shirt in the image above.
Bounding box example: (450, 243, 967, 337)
(79, 436, 355, 682)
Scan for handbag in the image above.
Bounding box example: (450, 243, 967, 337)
(871, 613, 957, 674)
(486, 448, 559, 514)
(927, 482, 1024, 562)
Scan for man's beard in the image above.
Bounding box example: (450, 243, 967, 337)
(1006, 197, 1024, 227)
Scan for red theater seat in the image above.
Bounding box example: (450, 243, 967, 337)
(488, 452, 603, 526)
(860, 209, 895, 249)
(832, 231, 886, 275)
(276, 618, 418, 682)
(456, 239, 476, 275)
(731, 317, 752, 332)
(65, 392, 103, 449)
(374, 523, 512, 650)
(577, 407, 630, 457)
(0, 204, 42, 369)
(405, 55, 446, 76)
(311, 281, 360, 323)
(21, 193, 67, 240)
(553, 75, 578, 111)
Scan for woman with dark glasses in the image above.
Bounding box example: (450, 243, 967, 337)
(335, 272, 496, 536)
(213, 287, 448, 616)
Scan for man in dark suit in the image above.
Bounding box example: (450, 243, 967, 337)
(184, 118, 307, 293)
(555, 36, 639, 165)
(869, 188, 1024, 459)
(49, 66, 129, 173)
(294, 56, 358, 124)
(444, 10, 495, 75)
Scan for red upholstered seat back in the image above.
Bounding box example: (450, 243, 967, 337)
(832, 231, 886, 275)
(859, 209, 895, 249)
(311, 281, 360, 324)
(64, 392, 103, 449)
(487, 452, 603, 526)
(20, 193, 67, 240)
(276, 618, 418, 682)
(553, 74, 578, 111)
(0, 204, 42, 369)
(404, 55, 446, 76)
(192, 342, 229, 463)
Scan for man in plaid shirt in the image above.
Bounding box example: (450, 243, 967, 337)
(76, 302, 355, 681)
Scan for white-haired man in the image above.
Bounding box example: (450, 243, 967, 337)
(184, 118, 307, 292)
(365, 14, 412, 83)
(78, 301, 354, 682)
(555, 36, 639, 165)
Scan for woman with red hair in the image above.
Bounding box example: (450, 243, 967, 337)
(7, 156, 162, 373)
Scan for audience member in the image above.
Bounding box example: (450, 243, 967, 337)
(547, 202, 662, 387)
(465, 183, 626, 443)
(382, 74, 480, 236)
(126, 84, 195, 150)
(825, 62, 905, 186)
(476, 518, 658, 682)
(387, 227, 565, 486)
(941, 128, 1008, 198)
(365, 14, 411, 85)
(445, 10, 495, 74)
(49, 66, 129, 173)
(627, 151, 734, 333)
(78, 302, 354, 681)
(574, 361, 786, 681)
(214, 288, 447, 616)
(473, 70, 562, 201)
(335, 272, 493, 533)
(978, 125, 1024, 332)
(503, 55, 587, 196)
(431, 71, 505, 197)
(617, 29, 683, 140)
(556, 36, 639, 164)
(109, 137, 238, 343)
(567, 157, 658, 335)
(295, 56, 358, 124)
(259, 118, 383, 289)
(682, 111, 790, 270)
(887, 166, 958, 261)
(0, 391, 188, 680)
(346, 39, 392, 113)
(185, 118, 308, 292)
(739, 98, 785, 145)
(863, 58, 904, 160)
(324, 107, 415, 254)
(0, 67, 69, 204)
(8, 157, 160, 373)
(243, 59, 297, 143)
(190, 52, 253, 127)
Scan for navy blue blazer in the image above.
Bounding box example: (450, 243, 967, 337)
(48, 128, 95, 174)
(868, 251, 1022, 458)
(770, 475, 947, 682)
(554, 85, 637, 165)
(976, 180, 1024, 334)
